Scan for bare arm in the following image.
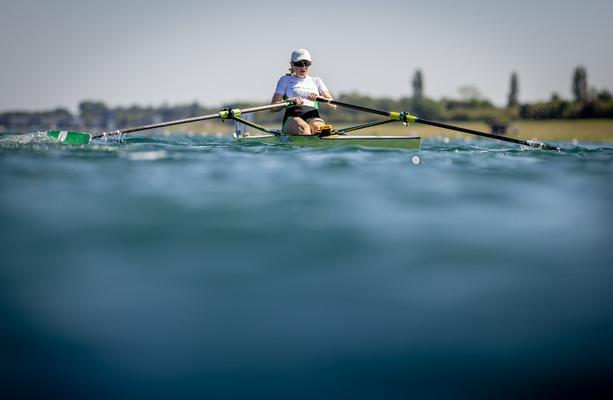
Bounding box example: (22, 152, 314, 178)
(270, 93, 285, 112)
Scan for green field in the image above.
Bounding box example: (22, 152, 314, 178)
(164, 119, 613, 143)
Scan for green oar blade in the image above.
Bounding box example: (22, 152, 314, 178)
(47, 130, 92, 145)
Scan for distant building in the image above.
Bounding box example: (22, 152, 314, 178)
(0, 109, 76, 131)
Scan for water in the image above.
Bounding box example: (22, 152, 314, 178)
(1, 132, 613, 398)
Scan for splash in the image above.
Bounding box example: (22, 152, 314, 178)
(0, 131, 49, 144)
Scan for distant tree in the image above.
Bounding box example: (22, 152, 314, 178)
(412, 70, 423, 101)
(597, 89, 612, 101)
(572, 66, 588, 103)
(507, 72, 519, 107)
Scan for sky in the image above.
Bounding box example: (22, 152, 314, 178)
(1, 0, 612, 112)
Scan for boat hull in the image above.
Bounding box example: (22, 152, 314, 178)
(236, 134, 421, 150)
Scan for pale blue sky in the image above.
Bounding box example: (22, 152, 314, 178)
(1, 0, 611, 111)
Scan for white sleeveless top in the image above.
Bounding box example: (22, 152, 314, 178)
(274, 75, 329, 108)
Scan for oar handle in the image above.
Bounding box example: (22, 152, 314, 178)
(93, 101, 295, 138)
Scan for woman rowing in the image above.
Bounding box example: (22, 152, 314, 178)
(271, 49, 335, 135)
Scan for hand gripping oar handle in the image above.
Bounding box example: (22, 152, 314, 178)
(93, 101, 295, 139)
(316, 97, 559, 151)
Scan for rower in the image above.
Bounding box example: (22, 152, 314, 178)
(270, 49, 336, 136)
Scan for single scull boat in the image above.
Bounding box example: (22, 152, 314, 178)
(44, 98, 558, 150)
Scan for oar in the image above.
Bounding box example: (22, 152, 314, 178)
(316, 97, 559, 150)
(46, 101, 295, 145)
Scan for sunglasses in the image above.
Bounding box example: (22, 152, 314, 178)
(292, 60, 311, 67)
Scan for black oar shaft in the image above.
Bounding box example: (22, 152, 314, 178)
(318, 97, 558, 150)
(93, 101, 292, 138)
(414, 118, 558, 150)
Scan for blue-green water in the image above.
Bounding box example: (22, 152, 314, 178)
(1, 132, 613, 398)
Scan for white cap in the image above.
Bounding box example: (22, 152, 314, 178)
(291, 49, 312, 63)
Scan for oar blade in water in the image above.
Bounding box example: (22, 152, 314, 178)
(47, 130, 92, 145)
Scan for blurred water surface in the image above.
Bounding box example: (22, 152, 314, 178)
(1, 132, 613, 398)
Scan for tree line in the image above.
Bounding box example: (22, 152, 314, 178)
(332, 66, 612, 123)
(1, 66, 611, 133)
